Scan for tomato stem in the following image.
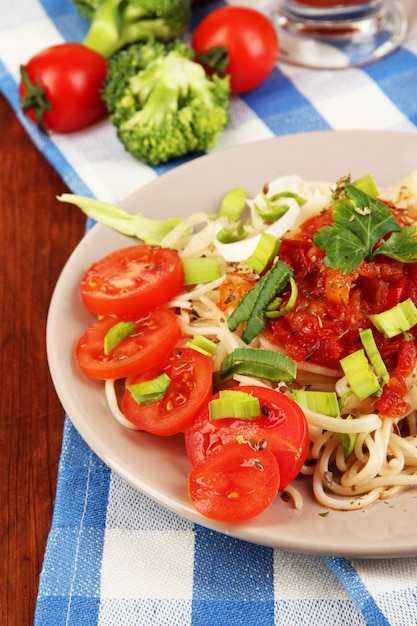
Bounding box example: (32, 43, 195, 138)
(19, 65, 52, 133)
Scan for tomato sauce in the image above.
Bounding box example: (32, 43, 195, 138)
(265, 209, 417, 410)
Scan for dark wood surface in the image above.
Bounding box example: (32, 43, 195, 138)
(0, 93, 86, 625)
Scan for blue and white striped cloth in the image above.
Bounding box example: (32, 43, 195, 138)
(2, 1, 417, 624)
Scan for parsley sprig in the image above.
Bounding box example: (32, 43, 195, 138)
(313, 184, 417, 274)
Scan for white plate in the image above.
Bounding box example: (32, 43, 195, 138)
(47, 130, 417, 558)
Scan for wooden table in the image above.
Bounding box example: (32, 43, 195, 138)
(0, 93, 86, 625)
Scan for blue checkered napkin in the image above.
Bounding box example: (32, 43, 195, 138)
(3, 1, 417, 625)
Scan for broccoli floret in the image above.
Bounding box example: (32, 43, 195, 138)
(76, 0, 191, 58)
(102, 40, 230, 165)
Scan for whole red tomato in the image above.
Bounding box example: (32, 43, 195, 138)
(19, 43, 108, 133)
(192, 6, 279, 94)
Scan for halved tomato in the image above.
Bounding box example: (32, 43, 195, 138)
(75, 308, 181, 380)
(80, 244, 184, 318)
(122, 347, 213, 436)
(188, 438, 280, 522)
(185, 385, 309, 489)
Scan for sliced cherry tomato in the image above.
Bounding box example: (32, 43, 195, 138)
(19, 43, 108, 133)
(192, 7, 279, 94)
(122, 347, 213, 436)
(188, 438, 280, 522)
(75, 308, 181, 380)
(185, 385, 308, 489)
(80, 244, 184, 319)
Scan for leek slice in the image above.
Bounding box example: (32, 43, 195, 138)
(219, 187, 248, 222)
(293, 389, 357, 457)
(245, 232, 280, 274)
(359, 328, 389, 383)
(209, 390, 260, 421)
(186, 334, 218, 357)
(369, 298, 417, 338)
(220, 347, 296, 383)
(352, 173, 379, 198)
(292, 389, 340, 417)
(182, 257, 221, 285)
(127, 372, 171, 405)
(265, 277, 298, 318)
(57, 194, 182, 243)
(340, 349, 381, 400)
(227, 260, 293, 344)
(104, 320, 136, 355)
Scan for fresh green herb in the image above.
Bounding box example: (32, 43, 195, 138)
(313, 184, 417, 274)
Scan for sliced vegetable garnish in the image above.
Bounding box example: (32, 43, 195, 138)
(219, 187, 248, 221)
(127, 372, 171, 405)
(360, 328, 389, 382)
(337, 415, 358, 458)
(186, 334, 218, 357)
(292, 389, 340, 417)
(182, 257, 221, 285)
(254, 191, 305, 222)
(209, 390, 261, 421)
(220, 347, 296, 383)
(340, 349, 381, 400)
(245, 231, 280, 274)
(369, 298, 417, 339)
(352, 173, 379, 198)
(104, 320, 136, 355)
(265, 276, 298, 318)
(57, 194, 183, 243)
(227, 260, 293, 343)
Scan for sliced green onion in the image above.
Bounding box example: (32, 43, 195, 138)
(360, 328, 389, 383)
(352, 173, 379, 198)
(369, 298, 417, 339)
(186, 334, 218, 357)
(245, 231, 280, 274)
(219, 187, 248, 222)
(209, 390, 261, 421)
(340, 349, 381, 400)
(265, 276, 298, 318)
(127, 372, 171, 405)
(292, 389, 340, 417)
(227, 260, 293, 344)
(104, 320, 136, 355)
(182, 257, 221, 285)
(220, 347, 296, 383)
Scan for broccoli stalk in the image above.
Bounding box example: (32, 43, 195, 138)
(78, 0, 191, 58)
(102, 40, 230, 165)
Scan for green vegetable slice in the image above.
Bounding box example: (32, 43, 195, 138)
(104, 320, 136, 355)
(220, 347, 296, 383)
(127, 372, 171, 405)
(209, 390, 261, 421)
(245, 231, 280, 274)
(227, 260, 293, 344)
(359, 328, 389, 383)
(292, 389, 340, 417)
(254, 191, 306, 222)
(219, 187, 248, 222)
(57, 194, 183, 244)
(352, 173, 379, 198)
(369, 298, 417, 339)
(339, 349, 381, 400)
(186, 334, 218, 357)
(265, 276, 298, 318)
(182, 257, 221, 285)
(338, 415, 358, 458)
